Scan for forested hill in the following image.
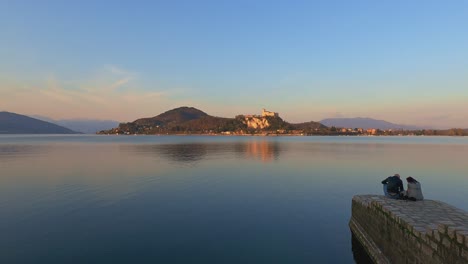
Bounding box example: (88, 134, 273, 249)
(133, 107, 210, 126)
(98, 106, 325, 135)
(99, 107, 250, 134)
(0, 111, 78, 134)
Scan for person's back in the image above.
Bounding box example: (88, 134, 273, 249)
(406, 177, 424, 201)
(382, 173, 404, 199)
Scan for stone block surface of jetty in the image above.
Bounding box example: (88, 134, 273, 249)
(350, 195, 468, 264)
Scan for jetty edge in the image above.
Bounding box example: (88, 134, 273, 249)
(350, 195, 468, 264)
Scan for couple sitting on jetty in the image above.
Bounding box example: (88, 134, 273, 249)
(381, 174, 424, 201)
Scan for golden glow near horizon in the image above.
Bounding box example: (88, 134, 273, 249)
(1, 65, 468, 128)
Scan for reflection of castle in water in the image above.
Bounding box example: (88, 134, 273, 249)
(243, 140, 281, 162)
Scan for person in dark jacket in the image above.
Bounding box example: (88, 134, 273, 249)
(382, 173, 404, 199)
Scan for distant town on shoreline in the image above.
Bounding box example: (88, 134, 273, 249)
(97, 107, 468, 137)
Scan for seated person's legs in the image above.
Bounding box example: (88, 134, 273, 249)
(383, 184, 389, 196)
(383, 184, 399, 199)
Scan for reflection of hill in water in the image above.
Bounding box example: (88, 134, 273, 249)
(130, 144, 208, 163)
(160, 144, 208, 163)
(126, 140, 283, 164)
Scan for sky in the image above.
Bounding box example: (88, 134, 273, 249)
(1, 0, 468, 128)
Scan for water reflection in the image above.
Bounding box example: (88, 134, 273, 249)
(126, 140, 283, 164)
(1, 136, 467, 264)
(126, 144, 208, 163)
(0, 144, 50, 162)
(239, 140, 282, 162)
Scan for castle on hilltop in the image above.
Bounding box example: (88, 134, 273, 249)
(243, 109, 279, 118)
(240, 109, 280, 129)
(261, 109, 278, 117)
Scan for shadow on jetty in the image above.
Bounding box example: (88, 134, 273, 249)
(351, 231, 374, 264)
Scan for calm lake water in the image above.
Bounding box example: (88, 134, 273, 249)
(1, 135, 467, 263)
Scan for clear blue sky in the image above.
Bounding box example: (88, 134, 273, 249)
(1, 0, 468, 128)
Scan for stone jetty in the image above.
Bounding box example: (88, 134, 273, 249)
(350, 195, 468, 264)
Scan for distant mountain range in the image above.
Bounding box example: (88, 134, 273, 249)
(2, 108, 449, 135)
(0, 112, 78, 134)
(33, 116, 120, 134)
(319, 117, 426, 130)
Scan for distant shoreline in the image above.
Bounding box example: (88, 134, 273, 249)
(96, 133, 466, 137)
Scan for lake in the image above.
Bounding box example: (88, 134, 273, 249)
(1, 135, 467, 263)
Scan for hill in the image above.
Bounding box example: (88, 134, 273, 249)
(133, 107, 209, 126)
(98, 106, 312, 135)
(319, 117, 424, 130)
(96, 107, 467, 136)
(0, 112, 78, 134)
(103, 107, 247, 134)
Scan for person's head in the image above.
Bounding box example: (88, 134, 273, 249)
(406, 176, 418, 183)
(394, 173, 400, 178)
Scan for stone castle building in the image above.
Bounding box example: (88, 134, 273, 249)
(241, 109, 280, 129)
(261, 109, 278, 117)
